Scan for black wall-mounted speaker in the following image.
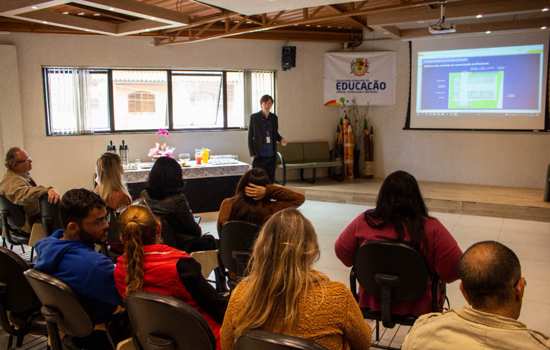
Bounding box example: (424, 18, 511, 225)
(282, 46, 296, 71)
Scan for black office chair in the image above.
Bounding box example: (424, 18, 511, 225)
(236, 330, 329, 350)
(218, 221, 259, 289)
(0, 195, 31, 257)
(38, 193, 62, 236)
(350, 241, 444, 350)
(126, 291, 215, 350)
(0, 247, 47, 349)
(24, 269, 114, 350)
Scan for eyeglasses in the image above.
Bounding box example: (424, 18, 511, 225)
(15, 157, 32, 164)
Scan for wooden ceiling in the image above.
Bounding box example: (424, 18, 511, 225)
(0, 0, 549, 45)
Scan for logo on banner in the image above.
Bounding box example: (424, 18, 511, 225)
(350, 58, 369, 76)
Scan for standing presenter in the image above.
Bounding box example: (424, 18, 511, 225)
(248, 95, 287, 183)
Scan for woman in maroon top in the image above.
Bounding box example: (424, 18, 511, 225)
(335, 170, 462, 316)
(114, 205, 226, 349)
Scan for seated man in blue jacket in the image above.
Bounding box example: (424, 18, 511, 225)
(34, 188, 120, 323)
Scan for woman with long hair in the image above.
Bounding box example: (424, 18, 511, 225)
(217, 168, 305, 232)
(114, 205, 226, 349)
(221, 208, 371, 350)
(142, 156, 215, 252)
(335, 170, 462, 316)
(94, 152, 131, 211)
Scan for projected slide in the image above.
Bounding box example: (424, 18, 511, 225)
(416, 45, 543, 115)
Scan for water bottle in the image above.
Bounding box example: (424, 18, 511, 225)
(119, 140, 128, 166)
(107, 140, 116, 153)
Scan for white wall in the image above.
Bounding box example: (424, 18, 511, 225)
(0, 33, 339, 193)
(355, 39, 550, 189)
(0, 44, 25, 172)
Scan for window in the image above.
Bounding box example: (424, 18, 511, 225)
(43, 67, 275, 135)
(128, 91, 155, 113)
(44, 68, 110, 135)
(112, 70, 168, 131)
(172, 71, 224, 129)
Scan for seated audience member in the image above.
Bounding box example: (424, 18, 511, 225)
(34, 189, 120, 323)
(402, 241, 550, 350)
(141, 156, 215, 252)
(94, 152, 131, 211)
(114, 205, 226, 349)
(335, 170, 462, 316)
(217, 168, 305, 232)
(221, 208, 371, 350)
(0, 147, 60, 238)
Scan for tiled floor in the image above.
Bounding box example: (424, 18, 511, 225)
(2, 199, 549, 349)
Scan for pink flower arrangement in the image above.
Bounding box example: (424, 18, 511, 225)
(148, 128, 175, 159)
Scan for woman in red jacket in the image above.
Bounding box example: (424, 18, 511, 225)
(335, 170, 462, 317)
(114, 205, 226, 349)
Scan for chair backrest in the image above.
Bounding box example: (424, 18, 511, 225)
(38, 194, 62, 235)
(279, 143, 304, 163)
(302, 142, 330, 162)
(24, 269, 94, 337)
(354, 241, 429, 303)
(0, 247, 40, 314)
(219, 220, 260, 277)
(0, 195, 26, 229)
(126, 291, 215, 350)
(236, 330, 329, 350)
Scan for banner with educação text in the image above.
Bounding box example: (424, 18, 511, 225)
(324, 51, 396, 106)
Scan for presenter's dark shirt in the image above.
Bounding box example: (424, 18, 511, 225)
(258, 116, 275, 157)
(248, 111, 282, 158)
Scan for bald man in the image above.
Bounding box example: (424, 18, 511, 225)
(0, 147, 60, 241)
(402, 241, 550, 350)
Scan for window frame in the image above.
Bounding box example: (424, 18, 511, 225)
(42, 67, 276, 136)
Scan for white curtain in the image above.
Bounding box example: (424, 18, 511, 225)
(47, 67, 95, 135)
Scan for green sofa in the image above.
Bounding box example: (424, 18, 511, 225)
(276, 141, 343, 184)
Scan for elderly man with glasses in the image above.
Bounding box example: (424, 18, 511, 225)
(0, 147, 60, 241)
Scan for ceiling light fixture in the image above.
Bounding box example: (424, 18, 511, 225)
(62, 11, 69, 15)
(77, 12, 85, 16)
(542, 7, 549, 12)
(485, 30, 491, 34)
(31, 6, 38, 9)
(476, 14, 483, 19)
(541, 26, 548, 30)
(93, 13, 100, 16)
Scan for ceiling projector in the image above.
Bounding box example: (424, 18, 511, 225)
(428, 23, 456, 35)
(428, 1, 456, 35)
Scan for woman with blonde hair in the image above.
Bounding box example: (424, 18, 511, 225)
(94, 152, 131, 211)
(221, 208, 371, 350)
(114, 205, 227, 349)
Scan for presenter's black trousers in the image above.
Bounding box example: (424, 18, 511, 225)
(252, 156, 277, 183)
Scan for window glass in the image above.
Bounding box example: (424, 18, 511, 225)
(172, 72, 224, 129)
(112, 70, 168, 130)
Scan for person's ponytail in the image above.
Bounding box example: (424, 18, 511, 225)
(123, 221, 145, 295)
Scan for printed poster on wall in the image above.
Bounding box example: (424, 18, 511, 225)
(324, 51, 396, 106)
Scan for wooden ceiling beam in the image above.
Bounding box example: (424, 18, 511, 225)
(163, 11, 237, 32)
(366, 0, 550, 26)
(0, 0, 60, 14)
(372, 25, 401, 39)
(77, 0, 189, 24)
(156, 0, 445, 45)
(400, 17, 550, 38)
(20, 8, 117, 33)
(328, 4, 370, 30)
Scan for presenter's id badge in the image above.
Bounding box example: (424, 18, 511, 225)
(266, 136, 271, 144)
